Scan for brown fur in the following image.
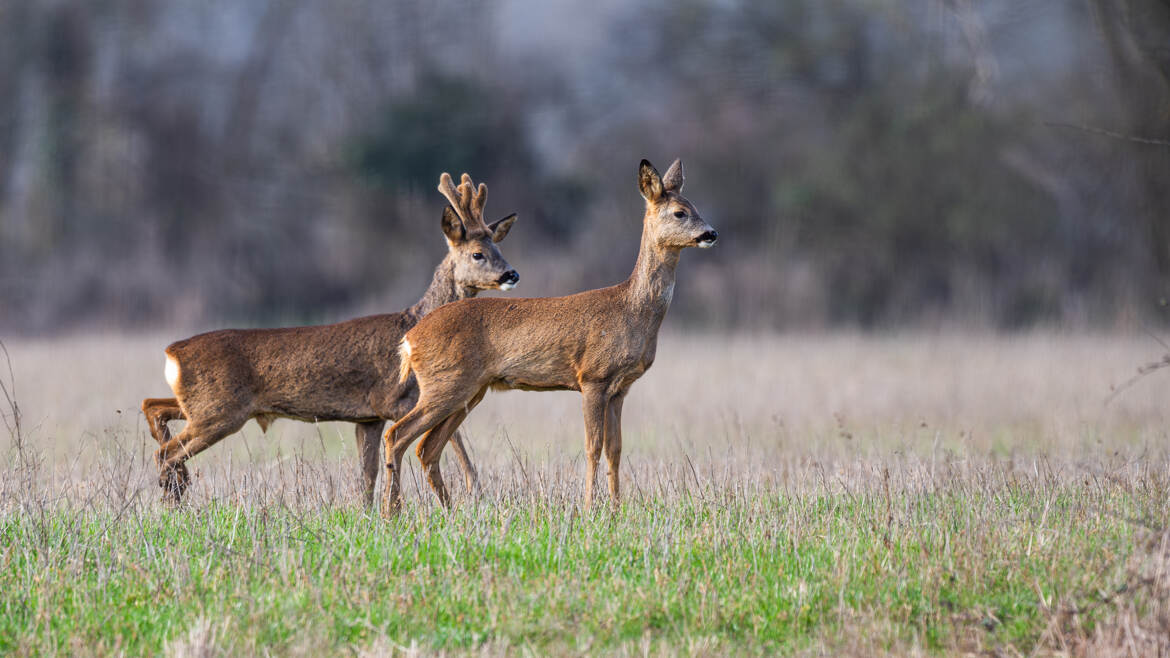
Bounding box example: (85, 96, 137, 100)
(144, 173, 519, 505)
(383, 158, 717, 515)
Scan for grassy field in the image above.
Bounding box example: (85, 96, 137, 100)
(1, 332, 1169, 655)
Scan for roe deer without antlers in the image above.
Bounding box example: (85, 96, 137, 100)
(143, 173, 519, 504)
(382, 158, 717, 515)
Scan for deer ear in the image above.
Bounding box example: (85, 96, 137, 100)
(661, 158, 684, 192)
(440, 206, 465, 242)
(488, 213, 517, 243)
(638, 159, 664, 202)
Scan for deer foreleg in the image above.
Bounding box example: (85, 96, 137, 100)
(354, 421, 384, 506)
(604, 393, 625, 508)
(581, 384, 608, 510)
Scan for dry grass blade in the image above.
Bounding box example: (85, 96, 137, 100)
(0, 340, 22, 448)
(0, 333, 1168, 654)
(1037, 525, 1170, 656)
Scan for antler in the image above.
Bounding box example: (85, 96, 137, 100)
(437, 172, 489, 232)
(436, 172, 466, 220)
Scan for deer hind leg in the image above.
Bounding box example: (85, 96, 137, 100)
(381, 399, 464, 518)
(142, 398, 184, 445)
(155, 412, 248, 504)
(446, 430, 479, 495)
(416, 408, 470, 509)
(603, 393, 625, 508)
(445, 386, 487, 495)
(354, 421, 384, 507)
(580, 383, 609, 510)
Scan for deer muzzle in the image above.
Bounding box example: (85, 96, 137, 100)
(497, 270, 519, 290)
(696, 229, 718, 248)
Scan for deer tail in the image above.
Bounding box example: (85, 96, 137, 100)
(398, 338, 413, 384)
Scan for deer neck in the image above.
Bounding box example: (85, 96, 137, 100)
(625, 220, 681, 322)
(407, 255, 478, 320)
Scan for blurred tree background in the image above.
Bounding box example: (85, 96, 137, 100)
(0, 0, 1167, 333)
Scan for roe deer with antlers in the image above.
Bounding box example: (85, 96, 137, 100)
(381, 158, 716, 515)
(143, 173, 518, 504)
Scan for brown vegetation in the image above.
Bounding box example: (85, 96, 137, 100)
(2, 331, 1170, 652)
(2, 2, 1169, 333)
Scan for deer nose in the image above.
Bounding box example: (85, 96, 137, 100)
(498, 270, 519, 285)
(696, 230, 718, 247)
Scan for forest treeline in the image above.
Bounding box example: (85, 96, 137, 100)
(0, 0, 1167, 332)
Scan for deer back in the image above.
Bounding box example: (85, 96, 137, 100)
(167, 312, 415, 422)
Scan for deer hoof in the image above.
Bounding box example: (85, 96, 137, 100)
(159, 463, 190, 504)
(380, 497, 402, 519)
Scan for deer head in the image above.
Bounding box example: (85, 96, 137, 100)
(637, 159, 718, 250)
(437, 172, 520, 290)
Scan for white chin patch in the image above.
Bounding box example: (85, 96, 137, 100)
(499, 281, 515, 291)
(698, 239, 716, 249)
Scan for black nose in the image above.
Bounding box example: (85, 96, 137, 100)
(697, 230, 718, 243)
(498, 270, 519, 284)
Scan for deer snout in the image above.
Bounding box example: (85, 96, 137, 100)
(696, 229, 718, 248)
(497, 270, 519, 290)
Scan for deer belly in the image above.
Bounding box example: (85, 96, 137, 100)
(493, 377, 575, 392)
(493, 366, 577, 392)
(259, 393, 377, 423)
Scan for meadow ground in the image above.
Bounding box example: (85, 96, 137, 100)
(1, 332, 1168, 655)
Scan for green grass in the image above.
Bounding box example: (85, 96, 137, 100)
(4, 332, 1170, 654)
(1, 465, 1162, 656)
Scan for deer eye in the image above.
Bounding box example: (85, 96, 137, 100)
(472, 252, 485, 261)
(673, 210, 687, 219)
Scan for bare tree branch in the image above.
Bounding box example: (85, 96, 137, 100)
(1045, 121, 1170, 147)
(1106, 352, 1170, 406)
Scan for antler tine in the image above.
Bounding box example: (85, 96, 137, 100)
(437, 172, 489, 230)
(437, 172, 475, 227)
(455, 176, 488, 230)
(437, 172, 461, 209)
(473, 183, 488, 217)
(458, 174, 476, 203)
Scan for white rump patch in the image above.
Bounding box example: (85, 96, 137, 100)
(164, 355, 181, 392)
(397, 338, 413, 383)
(499, 281, 515, 291)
